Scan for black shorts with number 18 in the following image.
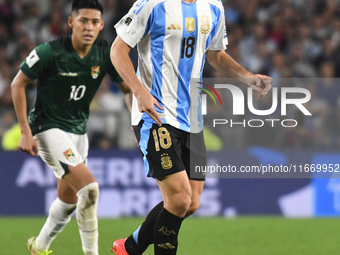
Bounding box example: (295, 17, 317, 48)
(133, 120, 206, 181)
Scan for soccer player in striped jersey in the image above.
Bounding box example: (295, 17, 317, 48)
(110, 0, 272, 254)
(11, 1, 131, 254)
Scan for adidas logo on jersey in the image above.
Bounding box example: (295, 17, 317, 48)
(167, 21, 181, 30)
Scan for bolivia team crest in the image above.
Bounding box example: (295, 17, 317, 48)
(63, 149, 75, 161)
(185, 18, 195, 33)
(91, 66, 100, 79)
(200, 15, 211, 34)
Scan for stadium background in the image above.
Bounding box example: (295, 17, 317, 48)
(1, 0, 340, 254)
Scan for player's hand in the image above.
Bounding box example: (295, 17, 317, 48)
(135, 89, 163, 126)
(19, 133, 38, 156)
(246, 74, 272, 97)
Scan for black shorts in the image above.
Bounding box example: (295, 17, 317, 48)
(133, 120, 206, 181)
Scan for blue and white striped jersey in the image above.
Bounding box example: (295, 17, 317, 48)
(115, 0, 228, 132)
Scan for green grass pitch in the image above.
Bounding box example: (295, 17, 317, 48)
(1, 217, 340, 254)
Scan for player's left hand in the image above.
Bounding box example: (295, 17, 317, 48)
(247, 74, 272, 97)
(19, 133, 38, 156)
(135, 88, 163, 126)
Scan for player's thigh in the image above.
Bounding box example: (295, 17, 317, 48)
(156, 170, 192, 216)
(58, 178, 78, 204)
(189, 179, 204, 199)
(34, 128, 91, 184)
(133, 121, 186, 178)
(62, 163, 96, 192)
(189, 179, 204, 208)
(61, 132, 95, 191)
(157, 170, 192, 201)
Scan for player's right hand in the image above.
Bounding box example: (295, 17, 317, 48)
(19, 133, 38, 156)
(135, 89, 163, 126)
(245, 74, 273, 97)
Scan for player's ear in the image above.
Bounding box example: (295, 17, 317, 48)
(100, 19, 104, 31)
(68, 16, 73, 29)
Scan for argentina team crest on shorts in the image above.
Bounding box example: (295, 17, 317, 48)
(161, 153, 172, 170)
(91, 66, 100, 79)
(63, 149, 75, 161)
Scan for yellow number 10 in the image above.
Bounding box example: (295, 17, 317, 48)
(152, 128, 171, 151)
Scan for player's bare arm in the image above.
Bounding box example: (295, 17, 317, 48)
(207, 50, 272, 97)
(110, 36, 163, 126)
(11, 70, 38, 156)
(117, 81, 133, 113)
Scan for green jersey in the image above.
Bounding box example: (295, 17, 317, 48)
(20, 35, 123, 135)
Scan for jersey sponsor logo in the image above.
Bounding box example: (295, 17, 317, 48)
(91, 66, 100, 79)
(26, 49, 40, 68)
(167, 21, 181, 30)
(63, 149, 75, 161)
(161, 153, 172, 170)
(200, 15, 211, 34)
(185, 18, 195, 33)
(58, 72, 78, 77)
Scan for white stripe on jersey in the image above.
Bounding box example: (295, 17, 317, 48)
(162, 0, 183, 130)
(189, 0, 213, 132)
(115, 0, 227, 133)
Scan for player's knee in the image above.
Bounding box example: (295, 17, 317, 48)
(76, 182, 99, 218)
(170, 191, 191, 214)
(186, 199, 200, 217)
(49, 198, 76, 223)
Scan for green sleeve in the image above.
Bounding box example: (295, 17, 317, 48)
(20, 42, 53, 80)
(108, 63, 124, 84)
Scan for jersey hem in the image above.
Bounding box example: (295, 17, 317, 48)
(30, 126, 86, 136)
(132, 117, 203, 133)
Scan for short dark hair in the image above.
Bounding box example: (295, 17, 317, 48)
(72, 0, 103, 14)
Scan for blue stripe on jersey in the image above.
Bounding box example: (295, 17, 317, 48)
(205, 3, 221, 50)
(139, 121, 153, 177)
(176, 2, 199, 131)
(143, 16, 151, 37)
(141, 2, 166, 124)
(133, 0, 150, 15)
(136, 66, 140, 77)
(200, 53, 206, 77)
(150, 3, 166, 113)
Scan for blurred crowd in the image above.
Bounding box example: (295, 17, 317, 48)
(0, 0, 340, 151)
